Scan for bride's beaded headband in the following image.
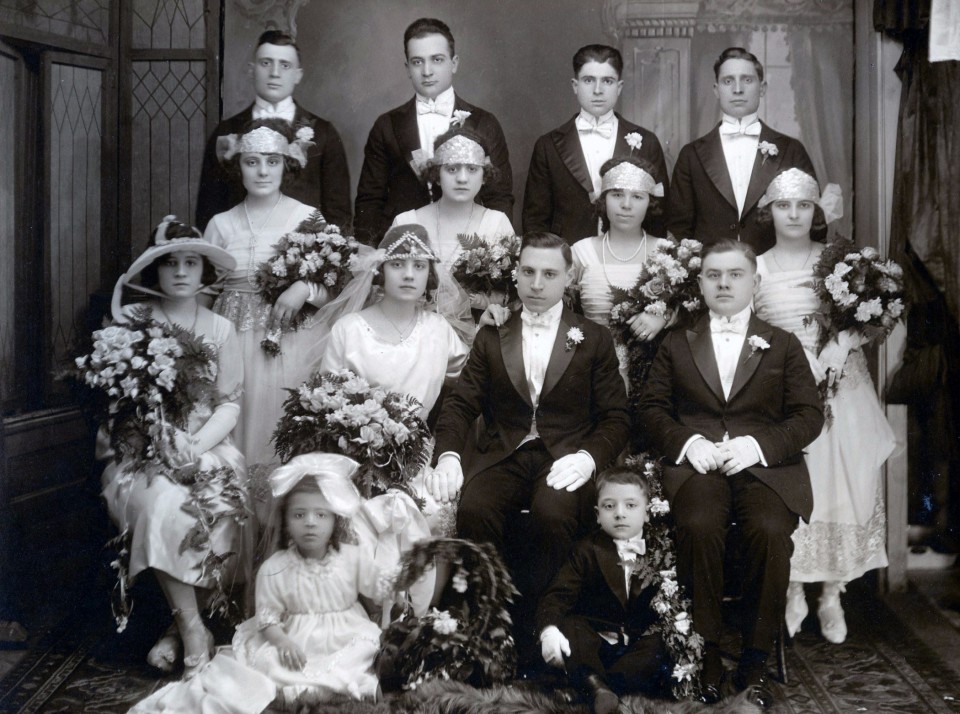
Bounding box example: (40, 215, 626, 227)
(434, 134, 490, 167)
(600, 160, 664, 197)
(215, 125, 314, 168)
(758, 168, 844, 223)
(380, 225, 438, 262)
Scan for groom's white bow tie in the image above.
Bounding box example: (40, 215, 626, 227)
(416, 95, 454, 116)
(710, 314, 749, 335)
(521, 310, 557, 329)
(719, 120, 761, 137)
(615, 537, 646, 561)
(576, 114, 615, 139)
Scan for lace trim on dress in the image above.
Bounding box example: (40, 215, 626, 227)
(214, 290, 320, 334)
(835, 349, 871, 391)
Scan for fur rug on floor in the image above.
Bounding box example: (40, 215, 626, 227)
(296, 679, 762, 714)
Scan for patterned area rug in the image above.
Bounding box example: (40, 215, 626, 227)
(1, 588, 959, 713)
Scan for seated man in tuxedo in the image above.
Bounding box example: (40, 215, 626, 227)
(666, 47, 815, 254)
(354, 17, 513, 245)
(522, 44, 668, 242)
(195, 30, 351, 231)
(429, 232, 629, 648)
(636, 239, 823, 708)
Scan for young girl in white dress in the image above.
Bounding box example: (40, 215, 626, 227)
(392, 127, 514, 309)
(753, 168, 896, 644)
(102, 217, 251, 678)
(570, 156, 667, 388)
(204, 118, 330, 471)
(231, 453, 383, 706)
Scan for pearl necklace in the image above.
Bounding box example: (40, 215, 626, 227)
(601, 231, 647, 289)
(434, 201, 477, 265)
(244, 195, 284, 287)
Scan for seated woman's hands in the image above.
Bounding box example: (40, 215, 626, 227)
(272, 633, 307, 671)
(627, 312, 667, 342)
(478, 303, 512, 329)
(272, 280, 310, 326)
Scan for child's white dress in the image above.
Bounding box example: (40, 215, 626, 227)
(232, 544, 382, 703)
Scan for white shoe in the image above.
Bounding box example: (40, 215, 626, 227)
(785, 581, 808, 637)
(818, 582, 847, 644)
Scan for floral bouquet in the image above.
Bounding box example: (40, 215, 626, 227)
(376, 538, 519, 692)
(273, 369, 430, 500)
(450, 233, 522, 308)
(808, 239, 906, 352)
(622, 454, 704, 700)
(609, 238, 704, 396)
(63, 306, 218, 471)
(254, 210, 361, 356)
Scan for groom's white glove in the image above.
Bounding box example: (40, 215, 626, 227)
(540, 625, 571, 668)
(546, 451, 595, 491)
(430, 453, 464, 504)
(718, 436, 762, 476)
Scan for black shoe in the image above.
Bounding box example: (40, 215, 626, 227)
(722, 669, 775, 710)
(697, 683, 723, 704)
(698, 643, 724, 703)
(743, 682, 776, 709)
(584, 673, 619, 714)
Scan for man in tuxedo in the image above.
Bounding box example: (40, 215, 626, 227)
(194, 30, 351, 232)
(522, 44, 668, 242)
(430, 232, 629, 643)
(666, 47, 816, 255)
(354, 18, 513, 245)
(637, 240, 823, 708)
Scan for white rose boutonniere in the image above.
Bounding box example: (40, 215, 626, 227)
(451, 110, 472, 127)
(748, 335, 770, 356)
(625, 132, 643, 153)
(758, 141, 779, 165)
(295, 126, 314, 142)
(565, 326, 584, 351)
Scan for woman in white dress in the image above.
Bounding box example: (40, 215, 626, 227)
(570, 156, 667, 389)
(204, 118, 329, 472)
(753, 168, 896, 644)
(392, 127, 514, 309)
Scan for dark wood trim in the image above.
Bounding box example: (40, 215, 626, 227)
(116, 2, 134, 269)
(205, 0, 223, 132)
(0, 20, 112, 59)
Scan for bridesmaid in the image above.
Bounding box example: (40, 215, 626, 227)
(204, 118, 329, 472)
(753, 168, 895, 644)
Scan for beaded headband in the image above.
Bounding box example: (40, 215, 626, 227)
(600, 161, 664, 197)
(215, 125, 314, 168)
(382, 229, 438, 262)
(758, 168, 844, 224)
(434, 134, 489, 166)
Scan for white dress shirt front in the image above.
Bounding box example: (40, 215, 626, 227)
(576, 109, 618, 198)
(415, 86, 455, 158)
(718, 111, 760, 216)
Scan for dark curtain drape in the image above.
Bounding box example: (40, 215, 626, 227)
(876, 0, 960, 549)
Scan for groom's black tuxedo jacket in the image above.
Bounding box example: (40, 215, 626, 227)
(536, 529, 659, 640)
(353, 95, 514, 245)
(433, 308, 629, 482)
(637, 312, 823, 520)
(666, 122, 815, 255)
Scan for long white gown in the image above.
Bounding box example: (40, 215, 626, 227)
(204, 197, 322, 472)
(755, 255, 895, 582)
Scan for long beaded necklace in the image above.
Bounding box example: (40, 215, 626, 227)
(434, 201, 477, 266)
(601, 231, 647, 288)
(377, 304, 419, 343)
(770, 243, 814, 272)
(244, 195, 284, 287)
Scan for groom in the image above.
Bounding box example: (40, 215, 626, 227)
(637, 240, 823, 708)
(431, 232, 629, 642)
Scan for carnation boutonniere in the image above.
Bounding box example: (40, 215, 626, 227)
(758, 141, 779, 165)
(565, 326, 584, 351)
(747, 334, 770, 357)
(625, 131, 643, 153)
(451, 110, 471, 127)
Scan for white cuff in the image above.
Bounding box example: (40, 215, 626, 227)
(744, 436, 767, 467)
(677, 435, 705, 464)
(576, 449, 596, 477)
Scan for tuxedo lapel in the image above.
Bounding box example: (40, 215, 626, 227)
(742, 123, 783, 214)
(553, 118, 594, 197)
(540, 309, 579, 399)
(597, 539, 629, 608)
(727, 313, 773, 402)
(390, 98, 422, 161)
(686, 316, 725, 402)
(696, 126, 737, 210)
(498, 313, 532, 406)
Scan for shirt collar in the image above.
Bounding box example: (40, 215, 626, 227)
(415, 86, 455, 107)
(254, 96, 295, 115)
(721, 111, 759, 129)
(709, 305, 753, 326)
(523, 300, 564, 322)
(577, 108, 616, 127)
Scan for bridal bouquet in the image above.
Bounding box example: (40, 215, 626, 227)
(622, 454, 704, 700)
(450, 233, 522, 306)
(376, 539, 519, 692)
(63, 306, 218, 470)
(255, 210, 361, 356)
(273, 369, 430, 499)
(809, 239, 906, 351)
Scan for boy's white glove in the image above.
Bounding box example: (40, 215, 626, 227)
(540, 625, 571, 668)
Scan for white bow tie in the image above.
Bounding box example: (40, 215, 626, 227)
(416, 96, 454, 116)
(719, 120, 761, 137)
(521, 310, 556, 329)
(616, 538, 646, 561)
(576, 115, 615, 140)
(710, 314, 750, 335)
(252, 103, 295, 123)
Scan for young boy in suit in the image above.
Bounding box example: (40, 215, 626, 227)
(537, 467, 669, 714)
(522, 44, 668, 242)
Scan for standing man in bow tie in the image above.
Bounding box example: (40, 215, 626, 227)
(637, 239, 823, 708)
(195, 30, 352, 232)
(666, 47, 815, 255)
(354, 18, 514, 246)
(430, 232, 630, 649)
(522, 45, 669, 243)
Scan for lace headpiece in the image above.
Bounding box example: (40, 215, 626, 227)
(600, 160, 664, 197)
(758, 168, 844, 224)
(433, 134, 489, 167)
(215, 125, 315, 168)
